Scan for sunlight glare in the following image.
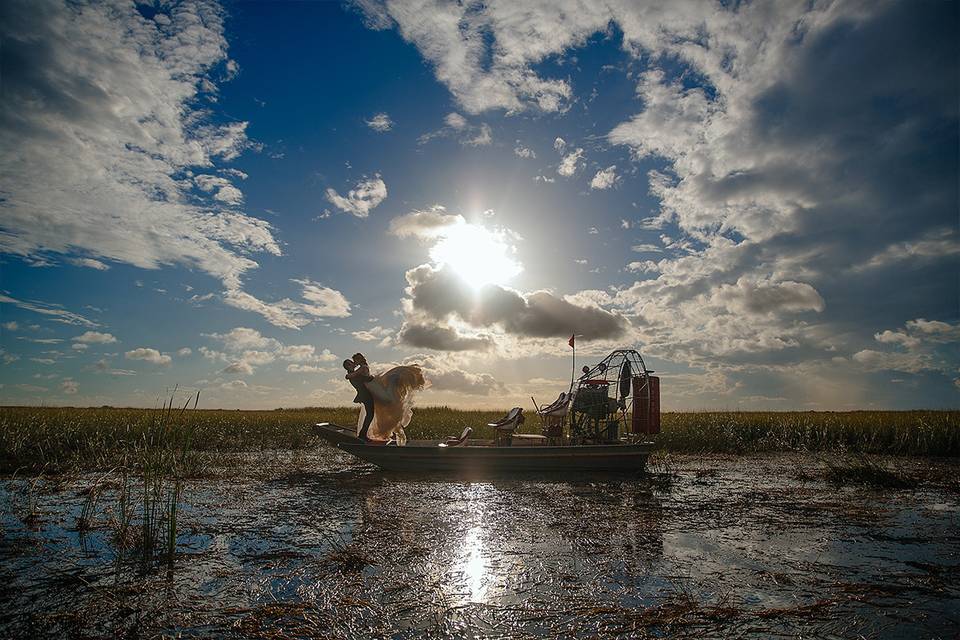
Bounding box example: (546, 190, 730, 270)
(430, 223, 522, 289)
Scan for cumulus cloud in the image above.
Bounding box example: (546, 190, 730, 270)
(553, 137, 566, 152)
(713, 278, 825, 316)
(557, 148, 584, 177)
(125, 348, 172, 366)
(358, 0, 958, 394)
(325, 175, 388, 218)
(354, 2, 575, 113)
(365, 112, 393, 132)
(74, 331, 117, 344)
(0, 0, 281, 308)
(590, 165, 618, 190)
(402, 263, 626, 346)
(61, 380, 79, 395)
(203, 326, 337, 374)
(177, 347, 193, 357)
(388, 206, 465, 239)
(398, 322, 494, 352)
(404, 354, 505, 395)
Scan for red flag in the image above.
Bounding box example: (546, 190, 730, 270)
(568, 334, 575, 348)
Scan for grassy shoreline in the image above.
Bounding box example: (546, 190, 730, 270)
(0, 406, 957, 475)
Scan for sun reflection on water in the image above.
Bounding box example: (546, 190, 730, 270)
(460, 525, 488, 603)
(448, 495, 491, 605)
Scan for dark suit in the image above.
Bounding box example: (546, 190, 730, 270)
(348, 370, 375, 440)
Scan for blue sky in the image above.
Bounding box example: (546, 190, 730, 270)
(1, 0, 957, 410)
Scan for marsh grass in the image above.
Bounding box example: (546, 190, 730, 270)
(823, 455, 917, 489)
(0, 407, 956, 476)
(656, 410, 958, 456)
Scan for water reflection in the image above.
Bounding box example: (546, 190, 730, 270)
(2, 455, 958, 638)
(457, 520, 488, 604)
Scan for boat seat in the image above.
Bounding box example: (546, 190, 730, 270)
(439, 426, 472, 447)
(489, 407, 524, 446)
(537, 393, 569, 417)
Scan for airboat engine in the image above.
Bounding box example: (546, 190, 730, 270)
(570, 349, 660, 444)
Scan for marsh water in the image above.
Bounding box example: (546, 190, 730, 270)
(1, 450, 958, 638)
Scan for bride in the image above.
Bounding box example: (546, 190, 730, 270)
(352, 353, 426, 445)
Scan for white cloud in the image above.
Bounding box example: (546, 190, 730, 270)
(365, 112, 394, 132)
(352, 326, 394, 342)
(294, 279, 352, 318)
(61, 380, 79, 395)
(590, 165, 618, 190)
(222, 279, 352, 329)
(72, 343, 88, 351)
(874, 330, 920, 350)
(221, 361, 254, 375)
(74, 331, 117, 344)
(405, 354, 505, 395)
(553, 137, 566, 152)
(419, 113, 492, 146)
(177, 347, 193, 357)
(445, 112, 467, 129)
(465, 123, 492, 146)
(0, 0, 281, 303)
(205, 327, 278, 352)
(286, 363, 331, 373)
(0, 294, 98, 328)
(18, 337, 62, 344)
(357, 0, 958, 400)
(325, 175, 387, 218)
(2, 322, 18, 331)
(354, 3, 575, 113)
(389, 206, 465, 239)
(68, 258, 110, 270)
(203, 327, 338, 374)
(713, 278, 825, 316)
(125, 348, 172, 366)
(859, 228, 960, 271)
(513, 144, 536, 159)
(557, 148, 584, 177)
(195, 175, 244, 206)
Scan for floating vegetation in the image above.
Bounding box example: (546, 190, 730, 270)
(823, 454, 918, 489)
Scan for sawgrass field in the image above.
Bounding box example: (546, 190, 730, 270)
(1, 405, 956, 475)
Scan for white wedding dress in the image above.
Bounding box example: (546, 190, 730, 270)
(356, 365, 426, 445)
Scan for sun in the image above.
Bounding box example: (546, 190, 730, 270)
(429, 222, 522, 289)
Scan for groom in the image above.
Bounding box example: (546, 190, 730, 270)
(343, 353, 375, 442)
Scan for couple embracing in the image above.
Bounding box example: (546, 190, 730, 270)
(343, 352, 426, 444)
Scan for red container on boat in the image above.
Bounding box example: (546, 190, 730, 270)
(631, 375, 661, 435)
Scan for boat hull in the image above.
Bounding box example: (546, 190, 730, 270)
(337, 442, 653, 473)
(313, 422, 362, 446)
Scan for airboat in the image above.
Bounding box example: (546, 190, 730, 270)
(316, 349, 661, 474)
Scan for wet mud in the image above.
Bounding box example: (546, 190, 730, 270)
(1, 451, 958, 638)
